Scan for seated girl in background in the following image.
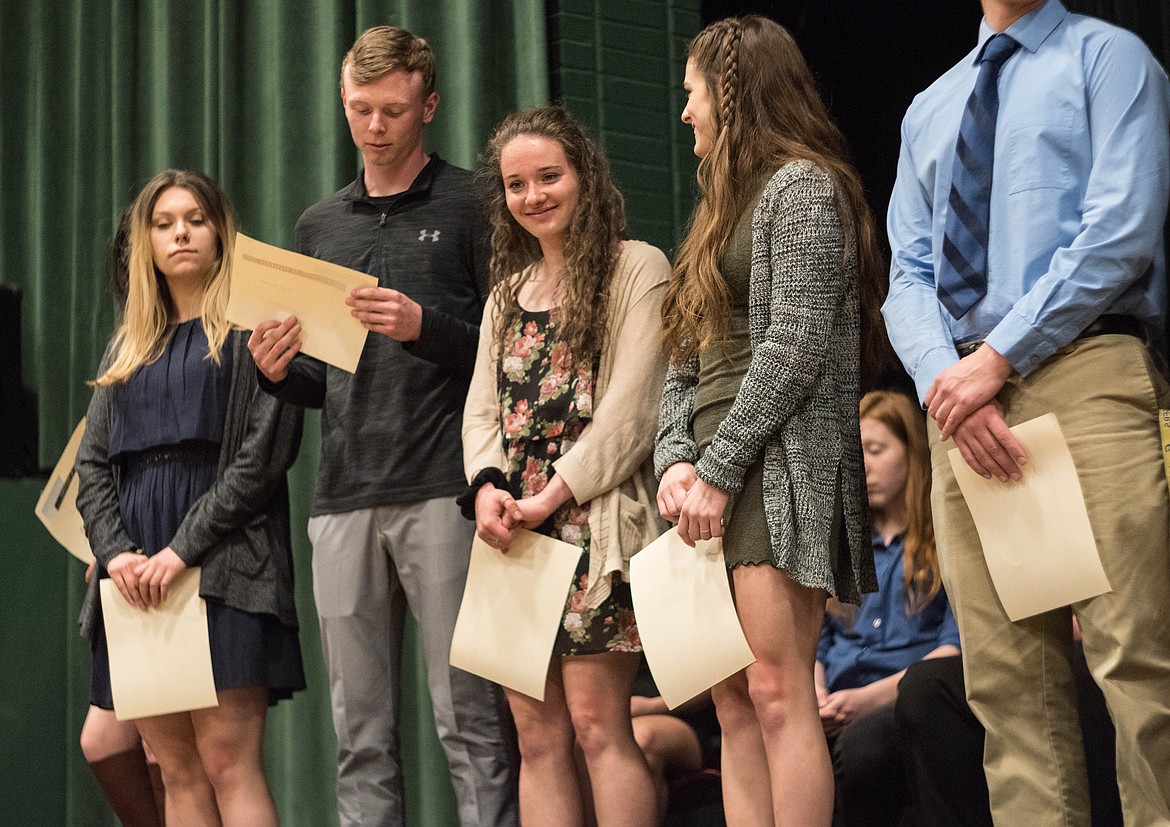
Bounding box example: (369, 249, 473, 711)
(816, 390, 959, 826)
(462, 106, 670, 827)
(77, 169, 304, 826)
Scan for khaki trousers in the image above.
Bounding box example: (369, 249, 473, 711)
(930, 335, 1170, 827)
(308, 498, 518, 827)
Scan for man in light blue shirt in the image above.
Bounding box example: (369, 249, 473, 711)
(884, 0, 1170, 823)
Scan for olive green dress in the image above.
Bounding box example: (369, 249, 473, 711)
(690, 185, 772, 568)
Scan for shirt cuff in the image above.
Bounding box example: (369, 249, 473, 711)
(984, 310, 1062, 378)
(911, 346, 960, 406)
(399, 306, 431, 355)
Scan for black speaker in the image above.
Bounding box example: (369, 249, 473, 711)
(0, 284, 37, 477)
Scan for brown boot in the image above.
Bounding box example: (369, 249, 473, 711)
(88, 746, 163, 827)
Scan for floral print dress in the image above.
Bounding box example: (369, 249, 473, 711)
(499, 307, 641, 656)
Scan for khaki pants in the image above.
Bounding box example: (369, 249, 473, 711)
(930, 335, 1170, 827)
(309, 498, 519, 827)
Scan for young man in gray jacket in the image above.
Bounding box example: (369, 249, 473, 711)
(249, 25, 517, 827)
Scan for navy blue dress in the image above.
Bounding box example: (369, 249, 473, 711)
(90, 318, 304, 709)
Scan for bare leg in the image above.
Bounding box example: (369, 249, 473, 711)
(711, 671, 773, 826)
(190, 687, 276, 827)
(632, 714, 702, 820)
(563, 653, 656, 827)
(81, 706, 163, 827)
(135, 712, 220, 826)
(506, 664, 584, 827)
(734, 564, 831, 826)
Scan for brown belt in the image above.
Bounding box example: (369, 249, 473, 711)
(955, 314, 1148, 359)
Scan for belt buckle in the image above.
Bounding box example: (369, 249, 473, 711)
(955, 338, 984, 358)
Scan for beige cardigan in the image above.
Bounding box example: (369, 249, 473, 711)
(463, 240, 670, 609)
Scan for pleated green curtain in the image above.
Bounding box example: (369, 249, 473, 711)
(0, 2, 547, 825)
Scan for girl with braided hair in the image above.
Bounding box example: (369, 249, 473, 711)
(654, 15, 886, 825)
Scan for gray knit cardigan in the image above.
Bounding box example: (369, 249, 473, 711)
(77, 329, 304, 638)
(654, 160, 876, 603)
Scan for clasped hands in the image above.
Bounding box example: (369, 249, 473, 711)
(656, 462, 729, 547)
(817, 681, 890, 739)
(105, 547, 187, 610)
(925, 343, 1027, 482)
(474, 475, 572, 550)
(247, 287, 422, 382)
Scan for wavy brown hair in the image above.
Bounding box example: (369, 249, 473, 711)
(95, 170, 236, 386)
(481, 105, 628, 365)
(664, 15, 888, 387)
(861, 390, 940, 611)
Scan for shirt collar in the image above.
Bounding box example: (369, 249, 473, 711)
(871, 530, 904, 552)
(976, 0, 1067, 61)
(343, 152, 443, 204)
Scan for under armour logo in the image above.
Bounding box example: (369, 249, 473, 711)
(418, 229, 441, 242)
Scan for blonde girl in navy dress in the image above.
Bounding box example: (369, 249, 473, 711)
(76, 170, 303, 826)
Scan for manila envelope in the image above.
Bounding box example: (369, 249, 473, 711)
(450, 530, 581, 700)
(228, 232, 377, 373)
(35, 419, 94, 564)
(630, 532, 756, 709)
(948, 412, 1111, 621)
(100, 567, 218, 720)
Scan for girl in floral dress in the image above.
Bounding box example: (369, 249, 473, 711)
(462, 106, 670, 827)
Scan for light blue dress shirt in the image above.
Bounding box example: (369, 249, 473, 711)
(884, 0, 1170, 403)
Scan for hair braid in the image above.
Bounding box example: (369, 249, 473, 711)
(664, 15, 889, 384)
(718, 22, 742, 129)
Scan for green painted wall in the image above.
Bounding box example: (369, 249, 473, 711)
(548, 0, 702, 254)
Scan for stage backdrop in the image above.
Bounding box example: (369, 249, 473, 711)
(0, 2, 547, 825)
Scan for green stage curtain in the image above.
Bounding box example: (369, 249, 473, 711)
(0, 2, 546, 825)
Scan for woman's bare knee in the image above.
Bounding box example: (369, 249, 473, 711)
(80, 707, 141, 763)
(568, 694, 624, 757)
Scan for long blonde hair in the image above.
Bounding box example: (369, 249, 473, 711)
(480, 105, 627, 366)
(860, 390, 940, 611)
(663, 16, 887, 386)
(96, 170, 236, 386)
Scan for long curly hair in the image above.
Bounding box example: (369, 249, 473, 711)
(95, 169, 236, 386)
(480, 105, 628, 366)
(860, 390, 940, 611)
(663, 15, 888, 386)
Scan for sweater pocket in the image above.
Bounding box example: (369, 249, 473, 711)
(617, 492, 650, 563)
(229, 521, 273, 580)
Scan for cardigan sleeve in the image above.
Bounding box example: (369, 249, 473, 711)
(169, 341, 303, 565)
(653, 354, 701, 478)
(552, 242, 670, 504)
(462, 292, 508, 482)
(694, 162, 850, 493)
(75, 346, 138, 568)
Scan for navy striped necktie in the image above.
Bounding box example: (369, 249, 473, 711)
(938, 33, 1021, 319)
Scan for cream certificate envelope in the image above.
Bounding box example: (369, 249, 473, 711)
(100, 567, 218, 720)
(948, 412, 1111, 621)
(630, 532, 756, 709)
(450, 530, 581, 701)
(35, 419, 94, 564)
(227, 233, 377, 373)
